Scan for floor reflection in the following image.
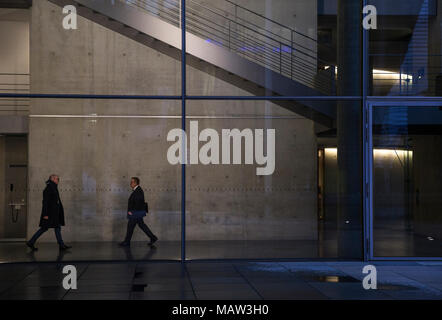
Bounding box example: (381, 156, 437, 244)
(0, 235, 440, 264)
(0, 240, 339, 263)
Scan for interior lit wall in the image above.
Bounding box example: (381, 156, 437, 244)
(28, 0, 318, 242)
(323, 148, 338, 223)
(324, 148, 410, 222)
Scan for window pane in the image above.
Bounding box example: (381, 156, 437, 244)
(183, 99, 363, 259)
(0, 99, 182, 262)
(185, 0, 337, 97)
(27, 0, 181, 96)
(373, 105, 442, 257)
(368, 0, 439, 96)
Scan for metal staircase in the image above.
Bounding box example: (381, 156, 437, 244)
(48, 0, 337, 126)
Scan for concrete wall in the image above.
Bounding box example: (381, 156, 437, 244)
(203, 0, 317, 38)
(28, 0, 318, 242)
(0, 12, 29, 73)
(0, 9, 30, 239)
(0, 9, 30, 116)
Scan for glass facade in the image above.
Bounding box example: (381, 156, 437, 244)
(371, 104, 442, 258)
(368, 0, 440, 96)
(0, 0, 441, 262)
(185, 100, 343, 260)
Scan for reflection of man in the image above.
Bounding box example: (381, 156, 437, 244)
(119, 177, 158, 247)
(26, 175, 72, 251)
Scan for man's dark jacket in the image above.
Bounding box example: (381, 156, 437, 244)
(127, 186, 147, 219)
(39, 180, 65, 228)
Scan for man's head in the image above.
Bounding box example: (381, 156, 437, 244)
(49, 174, 60, 185)
(130, 177, 140, 189)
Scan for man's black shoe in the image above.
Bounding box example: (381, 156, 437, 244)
(148, 236, 158, 246)
(26, 241, 38, 251)
(119, 241, 130, 247)
(59, 244, 72, 251)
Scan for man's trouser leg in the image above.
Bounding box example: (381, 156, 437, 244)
(137, 218, 156, 240)
(28, 227, 48, 245)
(124, 219, 137, 243)
(54, 226, 65, 246)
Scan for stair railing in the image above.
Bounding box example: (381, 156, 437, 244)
(122, 0, 336, 94)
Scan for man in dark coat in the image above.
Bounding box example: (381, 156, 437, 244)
(26, 174, 71, 251)
(119, 177, 158, 247)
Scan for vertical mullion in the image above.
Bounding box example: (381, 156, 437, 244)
(181, 0, 186, 264)
(368, 103, 373, 260)
(363, 102, 372, 261)
(362, 0, 370, 262)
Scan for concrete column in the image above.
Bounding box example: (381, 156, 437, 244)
(429, 0, 442, 94)
(336, 0, 363, 258)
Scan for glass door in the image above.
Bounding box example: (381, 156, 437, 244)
(368, 99, 442, 259)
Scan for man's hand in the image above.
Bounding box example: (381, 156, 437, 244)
(128, 212, 132, 216)
(43, 216, 49, 220)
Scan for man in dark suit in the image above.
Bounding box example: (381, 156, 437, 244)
(26, 174, 72, 251)
(119, 177, 158, 247)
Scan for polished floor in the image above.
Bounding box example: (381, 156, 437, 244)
(1, 261, 442, 300)
(0, 234, 440, 263)
(0, 240, 338, 263)
(373, 227, 442, 257)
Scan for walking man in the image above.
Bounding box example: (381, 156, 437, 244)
(26, 174, 71, 251)
(119, 177, 158, 247)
